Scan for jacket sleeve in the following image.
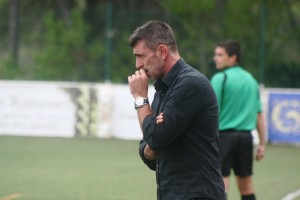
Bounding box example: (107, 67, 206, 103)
(139, 140, 156, 171)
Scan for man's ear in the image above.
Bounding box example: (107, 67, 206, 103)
(229, 54, 237, 65)
(158, 44, 168, 59)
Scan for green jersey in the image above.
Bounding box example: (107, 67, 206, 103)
(211, 66, 262, 131)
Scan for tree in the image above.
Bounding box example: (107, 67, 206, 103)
(1, 0, 299, 87)
(9, 0, 19, 66)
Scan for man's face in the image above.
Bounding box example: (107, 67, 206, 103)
(213, 47, 235, 69)
(133, 40, 164, 80)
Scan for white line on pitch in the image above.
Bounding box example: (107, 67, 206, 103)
(282, 189, 300, 200)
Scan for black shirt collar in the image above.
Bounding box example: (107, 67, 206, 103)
(154, 58, 185, 92)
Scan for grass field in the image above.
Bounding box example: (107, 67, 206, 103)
(0, 136, 300, 200)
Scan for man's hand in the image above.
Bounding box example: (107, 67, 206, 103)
(156, 112, 164, 124)
(255, 144, 265, 161)
(143, 112, 164, 161)
(128, 69, 148, 99)
(144, 144, 157, 161)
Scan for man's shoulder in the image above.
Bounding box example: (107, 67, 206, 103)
(177, 63, 199, 78)
(211, 71, 225, 83)
(174, 60, 214, 87)
(236, 68, 258, 83)
(230, 66, 252, 76)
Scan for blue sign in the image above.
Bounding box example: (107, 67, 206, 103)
(268, 93, 300, 144)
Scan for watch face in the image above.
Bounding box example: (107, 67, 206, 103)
(134, 97, 148, 110)
(136, 97, 144, 106)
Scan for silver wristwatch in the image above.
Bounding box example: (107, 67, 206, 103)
(134, 97, 149, 110)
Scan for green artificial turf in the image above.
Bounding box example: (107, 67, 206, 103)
(0, 136, 299, 200)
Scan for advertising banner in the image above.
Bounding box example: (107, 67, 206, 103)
(0, 81, 77, 137)
(110, 84, 155, 140)
(268, 92, 300, 144)
(0, 81, 152, 139)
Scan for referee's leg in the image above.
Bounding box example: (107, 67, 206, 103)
(235, 131, 256, 200)
(237, 176, 256, 200)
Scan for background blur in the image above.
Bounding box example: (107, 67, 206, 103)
(1, 1, 300, 200)
(1, 0, 300, 87)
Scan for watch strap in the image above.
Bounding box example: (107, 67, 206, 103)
(134, 98, 149, 110)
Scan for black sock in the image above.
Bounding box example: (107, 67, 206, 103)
(241, 194, 256, 200)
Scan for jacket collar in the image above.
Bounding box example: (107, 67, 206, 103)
(154, 58, 185, 92)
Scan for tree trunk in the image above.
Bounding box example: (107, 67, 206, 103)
(283, 0, 300, 45)
(9, 0, 19, 66)
(59, 0, 72, 27)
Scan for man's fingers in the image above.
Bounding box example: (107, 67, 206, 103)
(135, 69, 147, 76)
(128, 74, 136, 80)
(139, 69, 146, 75)
(135, 70, 141, 76)
(156, 112, 164, 124)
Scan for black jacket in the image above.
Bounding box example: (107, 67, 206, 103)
(139, 59, 225, 200)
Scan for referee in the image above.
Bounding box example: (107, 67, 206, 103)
(210, 40, 266, 200)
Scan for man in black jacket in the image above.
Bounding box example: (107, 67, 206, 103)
(128, 20, 225, 200)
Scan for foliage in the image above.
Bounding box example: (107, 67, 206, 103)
(1, 0, 300, 87)
(34, 9, 104, 81)
(161, 0, 300, 87)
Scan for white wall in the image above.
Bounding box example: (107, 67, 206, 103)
(0, 81, 155, 139)
(1, 81, 300, 144)
(0, 81, 76, 137)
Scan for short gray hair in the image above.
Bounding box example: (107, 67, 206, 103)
(128, 20, 178, 52)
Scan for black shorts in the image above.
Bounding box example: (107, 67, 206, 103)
(219, 130, 253, 177)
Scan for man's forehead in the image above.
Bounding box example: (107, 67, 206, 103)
(215, 47, 227, 54)
(133, 40, 151, 54)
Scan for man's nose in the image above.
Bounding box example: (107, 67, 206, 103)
(136, 59, 143, 69)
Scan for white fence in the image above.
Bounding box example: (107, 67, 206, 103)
(0, 81, 155, 140)
(0, 81, 299, 144)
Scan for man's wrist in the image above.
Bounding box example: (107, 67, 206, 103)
(134, 97, 149, 110)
